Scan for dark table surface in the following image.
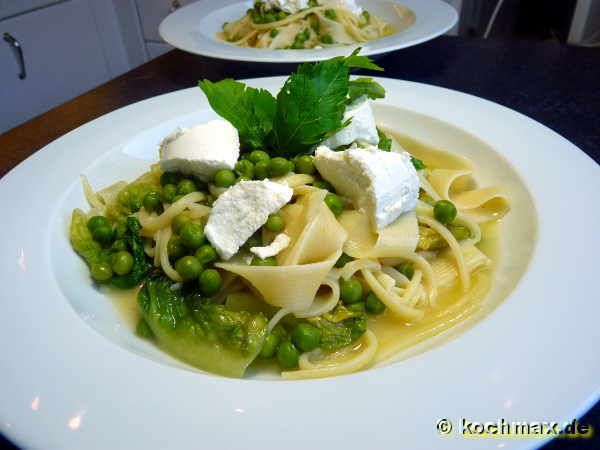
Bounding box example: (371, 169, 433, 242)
(0, 35, 598, 449)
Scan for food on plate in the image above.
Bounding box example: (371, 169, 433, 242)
(218, 0, 415, 49)
(70, 51, 510, 379)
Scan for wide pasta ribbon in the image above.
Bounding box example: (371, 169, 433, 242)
(218, 187, 347, 313)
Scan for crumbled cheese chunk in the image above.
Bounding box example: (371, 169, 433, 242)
(250, 233, 291, 259)
(314, 144, 419, 230)
(159, 119, 239, 181)
(265, 0, 310, 13)
(321, 0, 363, 15)
(205, 180, 293, 259)
(322, 96, 379, 149)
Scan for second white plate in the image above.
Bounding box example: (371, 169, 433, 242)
(159, 0, 458, 62)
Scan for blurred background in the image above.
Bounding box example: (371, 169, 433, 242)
(0, 0, 599, 134)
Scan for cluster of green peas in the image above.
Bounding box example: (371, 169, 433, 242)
(248, 1, 289, 24)
(212, 150, 345, 219)
(157, 172, 214, 208)
(86, 216, 134, 282)
(259, 322, 323, 370)
(167, 213, 222, 296)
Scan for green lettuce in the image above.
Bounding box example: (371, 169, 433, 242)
(138, 275, 268, 377)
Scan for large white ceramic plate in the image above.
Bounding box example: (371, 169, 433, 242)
(1, 77, 599, 450)
(159, 0, 457, 62)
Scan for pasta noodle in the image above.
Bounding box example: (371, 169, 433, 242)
(74, 112, 511, 381)
(428, 168, 510, 223)
(281, 330, 378, 380)
(218, 2, 412, 49)
(339, 210, 418, 259)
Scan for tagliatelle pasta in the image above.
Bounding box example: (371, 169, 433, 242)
(68, 54, 512, 380)
(218, 2, 413, 50)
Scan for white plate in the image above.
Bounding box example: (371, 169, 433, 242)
(1, 77, 599, 450)
(159, 0, 458, 62)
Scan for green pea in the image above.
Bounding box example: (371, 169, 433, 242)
(265, 213, 285, 232)
(111, 250, 134, 275)
(312, 179, 333, 191)
(114, 223, 127, 239)
(395, 262, 414, 280)
(292, 323, 321, 352)
(324, 193, 344, 216)
(90, 262, 113, 282)
(161, 183, 177, 203)
(340, 277, 363, 304)
(92, 225, 114, 245)
(260, 333, 280, 358)
(294, 155, 315, 175)
(276, 340, 300, 369)
(270, 28, 280, 38)
(320, 34, 334, 44)
(251, 256, 278, 266)
(171, 213, 191, 234)
(160, 172, 179, 186)
(175, 255, 203, 281)
(411, 156, 426, 170)
(143, 191, 162, 212)
(248, 150, 271, 164)
(269, 157, 293, 177)
(199, 268, 222, 296)
(275, 10, 286, 20)
(263, 12, 276, 22)
(135, 319, 153, 338)
(111, 239, 127, 252)
(87, 215, 109, 232)
(180, 223, 206, 249)
(235, 160, 255, 179)
(433, 200, 457, 225)
(365, 292, 386, 314)
(324, 9, 336, 20)
(213, 169, 236, 188)
(254, 160, 270, 179)
(177, 179, 197, 195)
(167, 236, 187, 259)
(334, 252, 353, 268)
(195, 244, 218, 264)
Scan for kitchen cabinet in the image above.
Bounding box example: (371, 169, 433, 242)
(0, 0, 118, 133)
(132, 0, 197, 60)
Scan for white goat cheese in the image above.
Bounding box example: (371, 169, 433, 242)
(322, 95, 379, 149)
(159, 119, 239, 181)
(250, 233, 291, 259)
(321, 0, 363, 15)
(314, 144, 419, 230)
(205, 180, 293, 259)
(265, 0, 310, 13)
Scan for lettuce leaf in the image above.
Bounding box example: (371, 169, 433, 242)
(138, 274, 268, 377)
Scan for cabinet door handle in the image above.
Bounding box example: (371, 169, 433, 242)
(170, 1, 181, 13)
(3, 32, 26, 80)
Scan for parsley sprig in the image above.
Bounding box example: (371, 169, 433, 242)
(198, 49, 383, 157)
